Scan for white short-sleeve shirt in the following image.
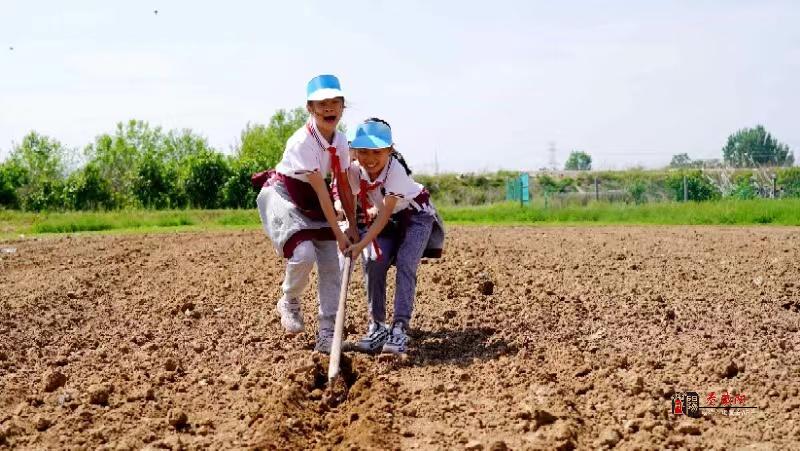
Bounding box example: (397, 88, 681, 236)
(275, 121, 350, 182)
(353, 157, 424, 214)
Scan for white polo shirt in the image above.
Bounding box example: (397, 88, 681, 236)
(275, 121, 351, 182)
(352, 157, 424, 214)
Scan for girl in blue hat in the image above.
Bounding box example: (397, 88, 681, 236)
(255, 74, 359, 353)
(344, 118, 445, 354)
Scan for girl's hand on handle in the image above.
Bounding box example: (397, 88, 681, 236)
(345, 239, 369, 259)
(335, 230, 352, 253)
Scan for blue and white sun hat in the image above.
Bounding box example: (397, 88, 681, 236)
(306, 74, 345, 101)
(349, 120, 393, 149)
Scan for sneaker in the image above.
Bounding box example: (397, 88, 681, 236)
(354, 322, 389, 354)
(314, 328, 335, 354)
(276, 297, 304, 334)
(382, 321, 410, 354)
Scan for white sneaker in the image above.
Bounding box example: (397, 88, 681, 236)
(315, 328, 335, 354)
(276, 297, 304, 334)
(382, 321, 410, 354)
(355, 322, 389, 354)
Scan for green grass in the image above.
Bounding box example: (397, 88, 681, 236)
(26, 211, 198, 234)
(440, 199, 800, 225)
(1, 198, 799, 239)
(0, 209, 260, 238)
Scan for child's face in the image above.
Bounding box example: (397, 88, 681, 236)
(356, 147, 392, 177)
(307, 97, 344, 130)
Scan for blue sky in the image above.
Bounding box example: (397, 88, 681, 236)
(1, 1, 798, 172)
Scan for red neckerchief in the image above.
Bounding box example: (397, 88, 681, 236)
(357, 160, 395, 261)
(359, 179, 383, 221)
(358, 178, 383, 260)
(306, 122, 342, 185)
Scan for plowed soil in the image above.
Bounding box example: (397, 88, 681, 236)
(1, 226, 799, 450)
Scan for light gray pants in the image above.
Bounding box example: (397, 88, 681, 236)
(283, 240, 341, 330)
(363, 211, 434, 327)
(256, 184, 341, 331)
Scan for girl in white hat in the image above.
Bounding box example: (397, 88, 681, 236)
(254, 74, 358, 353)
(343, 118, 445, 354)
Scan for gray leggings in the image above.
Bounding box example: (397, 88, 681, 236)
(362, 210, 434, 327)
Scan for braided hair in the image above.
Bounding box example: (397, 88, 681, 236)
(363, 117, 412, 176)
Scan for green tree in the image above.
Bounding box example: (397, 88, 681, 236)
(236, 107, 309, 170)
(84, 120, 164, 207)
(722, 125, 794, 167)
(9, 132, 66, 179)
(161, 129, 212, 163)
(0, 161, 26, 208)
(23, 180, 65, 211)
(133, 152, 182, 209)
(63, 162, 115, 210)
(8, 132, 69, 210)
(183, 150, 231, 208)
(669, 153, 692, 168)
(222, 158, 259, 209)
(564, 151, 592, 171)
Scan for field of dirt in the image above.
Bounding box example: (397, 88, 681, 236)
(1, 226, 799, 450)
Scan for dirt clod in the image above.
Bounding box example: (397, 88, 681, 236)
(597, 427, 621, 448)
(43, 370, 67, 392)
(168, 409, 189, 430)
(34, 416, 52, 432)
(164, 358, 179, 372)
(721, 361, 740, 379)
(87, 383, 113, 406)
(677, 421, 701, 435)
(533, 409, 558, 429)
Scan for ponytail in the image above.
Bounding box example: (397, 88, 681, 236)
(363, 117, 412, 175)
(391, 148, 412, 176)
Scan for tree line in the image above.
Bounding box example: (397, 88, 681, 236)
(1, 117, 797, 212)
(0, 108, 308, 211)
(563, 125, 795, 171)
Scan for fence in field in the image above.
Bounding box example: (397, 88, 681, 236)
(503, 167, 799, 206)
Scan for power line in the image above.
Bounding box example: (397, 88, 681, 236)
(548, 141, 557, 170)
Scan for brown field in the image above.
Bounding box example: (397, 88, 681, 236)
(1, 226, 799, 450)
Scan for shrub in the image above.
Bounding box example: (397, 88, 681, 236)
(778, 167, 800, 198)
(667, 171, 721, 201)
(729, 172, 757, 200)
(182, 151, 231, 209)
(64, 163, 115, 210)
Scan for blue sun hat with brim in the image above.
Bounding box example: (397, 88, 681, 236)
(350, 121, 393, 149)
(307, 74, 345, 101)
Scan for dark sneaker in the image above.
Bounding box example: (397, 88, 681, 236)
(314, 327, 335, 354)
(382, 321, 410, 354)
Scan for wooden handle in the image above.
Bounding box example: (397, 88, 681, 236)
(328, 255, 353, 381)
